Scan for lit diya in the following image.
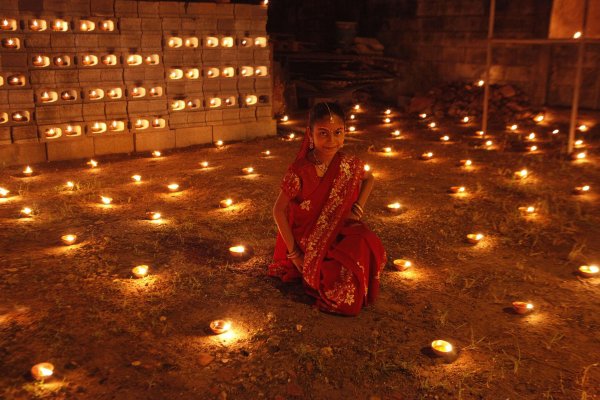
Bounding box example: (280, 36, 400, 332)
(348, 126, 356, 132)
(383, 117, 391, 124)
(518, 206, 536, 216)
(210, 319, 231, 334)
(132, 265, 149, 278)
(87, 159, 98, 168)
(22, 166, 34, 176)
(458, 159, 473, 167)
(393, 259, 412, 271)
(386, 202, 402, 213)
(61, 234, 77, 245)
(200, 161, 210, 168)
(462, 116, 469, 123)
(31, 362, 54, 381)
(528, 145, 538, 152)
(419, 113, 427, 119)
(261, 150, 271, 157)
(229, 245, 246, 258)
(428, 122, 436, 129)
(552, 129, 559, 135)
(242, 167, 255, 175)
(146, 211, 161, 220)
(0, 187, 10, 197)
(466, 233, 484, 244)
(20, 207, 33, 217)
(151, 150, 162, 158)
(215, 140, 224, 147)
(578, 265, 599, 278)
(382, 147, 392, 154)
(100, 196, 112, 205)
(65, 181, 75, 189)
(573, 185, 590, 195)
(131, 175, 142, 182)
(385, 109, 392, 115)
(391, 130, 401, 137)
(512, 301, 534, 315)
(439, 135, 450, 142)
(449, 186, 466, 194)
(280, 115, 289, 122)
(431, 340, 455, 357)
(571, 152, 586, 160)
(509, 124, 518, 131)
(364, 164, 371, 172)
(167, 183, 180, 192)
(420, 152, 433, 160)
(513, 169, 529, 180)
(220, 198, 233, 208)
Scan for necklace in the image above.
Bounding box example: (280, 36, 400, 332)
(311, 150, 330, 176)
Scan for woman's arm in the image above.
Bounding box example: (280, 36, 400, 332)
(272, 191, 296, 252)
(356, 171, 375, 209)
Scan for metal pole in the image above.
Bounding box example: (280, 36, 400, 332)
(482, 0, 496, 135)
(567, 0, 589, 155)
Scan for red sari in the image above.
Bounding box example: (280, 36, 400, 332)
(269, 142, 387, 316)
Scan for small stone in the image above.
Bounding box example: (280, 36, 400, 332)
(320, 347, 333, 358)
(131, 361, 141, 367)
(159, 316, 167, 322)
(296, 324, 303, 332)
(199, 353, 215, 367)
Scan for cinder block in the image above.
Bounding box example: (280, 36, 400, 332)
(254, 48, 270, 62)
(175, 125, 212, 148)
(234, 19, 253, 31)
(144, 67, 164, 82)
(75, 34, 100, 48)
(90, 0, 115, 16)
(55, 70, 80, 84)
(246, 118, 275, 138)
(47, 137, 95, 161)
(203, 80, 220, 92)
(182, 51, 203, 64)
(185, 82, 203, 93)
(1, 53, 27, 68)
(168, 113, 187, 127)
(147, 100, 167, 112)
(123, 69, 146, 81)
(181, 18, 200, 31)
(8, 90, 34, 106)
(237, 78, 254, 90)
(61, 104, 83, 120)
(217, 19, 235, 31)
(78, 69, 102, 83)
(119, 17, 141, 31)
(50, 33, 76, 48)
(141, 34, 163, 48)
(220, 79, 237, 91)
(187, 111, 206, 124)
(135, 129, 175, 152)
(237, 49, 254, 60)
(186, 2, 216, 15)
(114, 0, 138, 16)
(104, 101, 128, 117)
(256, 105, 272, 118)
(82, 103, 105, 119)
(0, 127, 11, 144)
(165, 83, 186, 96)
(162, 53, 184, 65)
(101, 69, 124, 82)
(222, 108, 240, 122)
(214, 122, 245, 142)
(120, 34, 141, 47)
(24, 35, 51, 48)
(234, 4, 254, 17)
(94, 133, 134, 155)
(255, 77, 272, 90)
(161, 17, 181, 30)
(126, 101, 148, 114)
(98, 34, 121, 48)
(0, 91, 8, 106)
(140, 18, 162, 31)
(239, 108, 256, 122)
(251, 18, 267, 32)
(11, 126, 39, 143)
(35, 106, 62, 123)
(214, 3, 235, 16)
(0, 143, 47, 167)
(0, 0, 19, 12)
(159, 1, 185, 15)
(206, 109, 223, 125)
(202, 49, 222, 63)
(42, 0, 68, 13)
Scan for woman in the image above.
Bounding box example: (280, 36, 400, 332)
(269, 102, 386, 316)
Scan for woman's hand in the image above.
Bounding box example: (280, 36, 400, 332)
(290, 253, 304, 272)
(346, 210, 362, 223)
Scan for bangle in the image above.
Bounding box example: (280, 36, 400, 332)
(352, 202, 364, 214)
(286, 246, 300, 259)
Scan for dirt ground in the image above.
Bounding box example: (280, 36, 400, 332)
(1, 108, 599, 400)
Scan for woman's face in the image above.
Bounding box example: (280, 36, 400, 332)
(310, 114, 345, 157)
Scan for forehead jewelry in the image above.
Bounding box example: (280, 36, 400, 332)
(324, 103, 334, 123)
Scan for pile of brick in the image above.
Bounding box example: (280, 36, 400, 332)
(408, 81, 541, 124)
(0, 0, 275, 166)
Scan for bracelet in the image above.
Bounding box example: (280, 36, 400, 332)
(352, 202, 364, 214)
(286, 246, 301, 259)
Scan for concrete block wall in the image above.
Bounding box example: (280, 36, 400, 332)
(0, 0, 275, 166)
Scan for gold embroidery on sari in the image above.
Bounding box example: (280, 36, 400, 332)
(281, 169, 301, 199)
(300, 200, 311, 211)
(324, 266, 356, 306)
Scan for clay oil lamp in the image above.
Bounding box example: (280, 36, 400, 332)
(393, 259, 412, 271)
(578, 265, 598, 278)
(220, 198, 233, 208)
(466, 233, 484, 244)
(132, 265, 149, 278)
(512, 301, 534, 315)
(386, 202, 402, 213)
(573, 185, 590, 195)
(210, 319, 231, 334)
(31, 363, 55, 381)
(61, 234, 77, 245)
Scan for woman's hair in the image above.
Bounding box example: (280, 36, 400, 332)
(308, 102, 346, 130)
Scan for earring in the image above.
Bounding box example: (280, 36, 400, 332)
(309, 138, 314, 149)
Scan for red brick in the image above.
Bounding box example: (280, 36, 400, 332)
(181, 18, 200, 31)
(93, 133, 134, 155)
(182, 51, 203, 65)
(0, 142, 47, 167)
(203, 80, 220, 92)
(42, 0, 68, 13)
(175, 125, 212, 148)
(147, 100, 167, 112)
(47, 137, 95, 161)
(162, 53, 184, 65)
(234, 19, 253, 31)
(202, 49, 222, 63)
